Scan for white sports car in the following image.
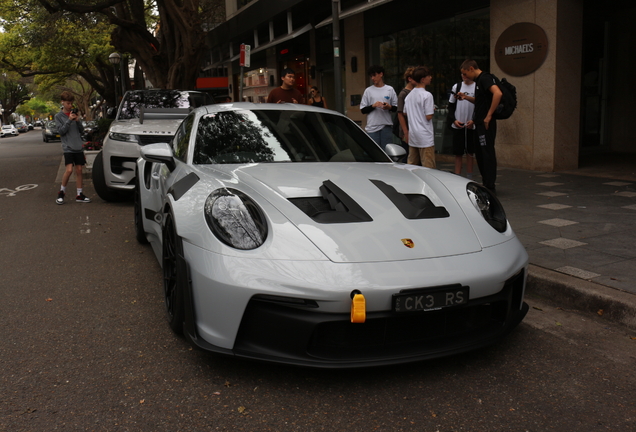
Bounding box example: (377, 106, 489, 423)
(135, 103, 529, 368)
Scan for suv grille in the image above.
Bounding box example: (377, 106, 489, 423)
(139, 135, 173, 146)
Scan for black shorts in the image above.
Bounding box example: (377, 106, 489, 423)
(63, 152, 86, 166)
(452, 127, 476, 156)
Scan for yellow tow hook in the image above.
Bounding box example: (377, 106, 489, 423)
(350, 290, 366, 323)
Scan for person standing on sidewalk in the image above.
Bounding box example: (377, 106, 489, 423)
(360, 65, 398, 150)
(266, 68, 305, 104)
(396, 66, 416, 160)
(403, 66, 436, 168)
(448, 73, 476, 178)
(55, 91, 90, 204)
(459, 59, 502, 194)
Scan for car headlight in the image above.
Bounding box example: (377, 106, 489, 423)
(109, 132, 139, 143)
(204, 188, 268, 250)
(466, 183, 507, 233)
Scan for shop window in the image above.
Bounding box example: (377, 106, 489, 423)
(368, 9, 490, 155)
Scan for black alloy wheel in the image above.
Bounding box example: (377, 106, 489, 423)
(162, 212, 185, 335)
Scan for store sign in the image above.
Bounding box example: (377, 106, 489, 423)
(240, 44, 251, 67)
(494, 23, 548, 76)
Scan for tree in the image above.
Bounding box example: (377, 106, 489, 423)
(35, 0, 226, 90)
(0, 73, 32, 124)
(0, 1, 120, 106)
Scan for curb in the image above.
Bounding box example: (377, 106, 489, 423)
(526, 264, 636, 330)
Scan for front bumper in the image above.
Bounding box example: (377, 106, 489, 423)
(181, 237, 529, 368)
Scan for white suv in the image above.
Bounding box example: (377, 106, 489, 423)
(93, 89, 213, 201)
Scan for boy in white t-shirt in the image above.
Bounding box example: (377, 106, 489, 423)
(359, 65, 398, 150)
(403, 66, 435, 168)
(448, 75, 476, 178)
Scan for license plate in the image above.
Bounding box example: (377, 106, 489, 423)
(392, 284, 469, 313)
(55, 135, 60, 138)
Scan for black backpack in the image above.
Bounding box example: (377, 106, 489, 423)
(491, 74, 517, 120)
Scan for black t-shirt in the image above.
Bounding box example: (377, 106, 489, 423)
(473, 72, 498, 123)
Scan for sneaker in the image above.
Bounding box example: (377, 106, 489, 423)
(76, 193, 91, 203)
(56, 190, 65, 205)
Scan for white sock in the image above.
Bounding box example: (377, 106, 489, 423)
(60, 185, 66, 192)
(77, 188, 83, 195)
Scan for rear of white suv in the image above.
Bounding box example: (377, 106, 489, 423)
(93, 89, 213, 201)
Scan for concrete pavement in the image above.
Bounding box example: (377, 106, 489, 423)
(437, 158, 636, 330)
(64, 153, 636, 330)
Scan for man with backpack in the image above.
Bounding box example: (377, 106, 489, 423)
(459, 59, 502, 194)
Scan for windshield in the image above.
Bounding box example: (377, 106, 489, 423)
(118, 90, 213, 120)
(193, 110, 390, 164)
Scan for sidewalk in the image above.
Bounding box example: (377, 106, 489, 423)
(437, 159, 636, 329)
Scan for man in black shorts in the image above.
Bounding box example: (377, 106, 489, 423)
(55, 91, 90, 204)
(459, 59, 502, 194)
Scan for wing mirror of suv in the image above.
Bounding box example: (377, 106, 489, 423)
(140, 143, 176, 172)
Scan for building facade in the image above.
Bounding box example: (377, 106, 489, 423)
(204, 0, 635, 172)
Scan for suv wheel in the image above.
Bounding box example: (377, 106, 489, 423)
(92, 151, 128, 202)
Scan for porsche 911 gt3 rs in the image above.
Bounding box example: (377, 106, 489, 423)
(135, 103, 529, 368)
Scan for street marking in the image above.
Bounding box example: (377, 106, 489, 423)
(0, 184, 38, 197)
(80, 216, 91, 234)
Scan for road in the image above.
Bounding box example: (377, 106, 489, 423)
(1, 130, 635, 431)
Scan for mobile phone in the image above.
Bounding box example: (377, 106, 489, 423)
(71, 108, 78, 114)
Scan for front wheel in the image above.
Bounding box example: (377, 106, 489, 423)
(162, 212, 185, 335)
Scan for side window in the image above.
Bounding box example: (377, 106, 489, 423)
(174, 114, 195, 161)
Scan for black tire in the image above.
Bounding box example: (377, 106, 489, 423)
(43, 136, 48, 143)
(92, 151, 127, 202)
(163, 212, 185, 335)
(134, 174, 149, 244)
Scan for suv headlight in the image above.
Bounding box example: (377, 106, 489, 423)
(109, 132, 139, 143)
(466, 183, 507, 233)
(204, 188, 268, 250)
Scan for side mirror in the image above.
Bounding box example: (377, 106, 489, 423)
(140, 143, 176, 172)
(384, 143, 407, 162)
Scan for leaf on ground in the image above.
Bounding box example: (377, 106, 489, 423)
(238, 406, 246, 414)
(555, 322, 562, 326)
(597, 309, 604, 316)
(532, 306, 543, 311)
(46, 298, 53, 302)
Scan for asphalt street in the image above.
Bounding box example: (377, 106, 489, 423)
(1, 130, 635, 431)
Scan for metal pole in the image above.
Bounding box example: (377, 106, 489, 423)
(239, 66, 244, 102)
(120, 55, 127, 98)
(332, 0, 343, 114)
(112, 64, 119, 104)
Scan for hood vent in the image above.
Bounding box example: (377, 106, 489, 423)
(289, 180, 373, 224)
(370, 179, 449, 219)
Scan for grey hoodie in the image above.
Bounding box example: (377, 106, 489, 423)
(54, 110, 85, 153)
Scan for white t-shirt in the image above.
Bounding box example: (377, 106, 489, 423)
(449, 81, 476, 129)
(403, 87, 435, 148)
(360, 84, 398, 133)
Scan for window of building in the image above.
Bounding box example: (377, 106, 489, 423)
(368, 9, 490, 155)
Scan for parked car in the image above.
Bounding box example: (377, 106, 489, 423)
(81, 120, 98, 141)
(15, 121, 28, 133)
(1, 124, 19, 137)
(27, 123, 34, 130)
(134, 103, 529, 368)
(92, 89, 214, 202)
(42, 121, 61, 142)
(34, 120, 43, 128)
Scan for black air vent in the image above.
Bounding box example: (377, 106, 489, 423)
(370, 179, 449, 219)
(289, 180, 372, 224)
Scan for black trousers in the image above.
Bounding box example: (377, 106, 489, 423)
(475, 120, 497, 192)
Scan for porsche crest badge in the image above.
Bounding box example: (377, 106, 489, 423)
(401, 238, 414, 248)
